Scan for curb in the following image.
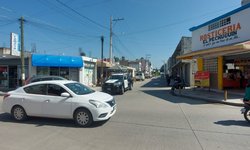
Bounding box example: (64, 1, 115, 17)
(176, 94, 244, 107)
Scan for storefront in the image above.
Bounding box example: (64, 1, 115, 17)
(0, 56, 29, 90)
(81, 56, 97, 86)
(177, 3, 250, 90)
(31, 54, 83, 82)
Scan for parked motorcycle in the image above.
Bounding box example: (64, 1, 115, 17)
(241, 101, 250, 123)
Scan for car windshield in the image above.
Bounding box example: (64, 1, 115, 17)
(110, 75, 123, 80)
(64, 82, 94, 95)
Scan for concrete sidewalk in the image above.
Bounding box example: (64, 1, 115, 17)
(173, 87, 244, 107)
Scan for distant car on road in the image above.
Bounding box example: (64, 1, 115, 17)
(135, 72, 145, 81)
(25, 75, 67, 85)
(2, 80, 116, 127)
(102, 73, 132, 95)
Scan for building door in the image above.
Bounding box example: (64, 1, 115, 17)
(69, 68, 79, 81)
(9, 66, 18, 89)
(0, 66, 8, 89)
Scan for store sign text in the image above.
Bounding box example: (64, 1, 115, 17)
(200, 23, 241, 47)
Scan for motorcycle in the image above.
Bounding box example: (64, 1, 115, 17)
(241, 100, 250, 123)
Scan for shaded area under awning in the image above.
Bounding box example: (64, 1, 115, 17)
(177, 41, 250, 60)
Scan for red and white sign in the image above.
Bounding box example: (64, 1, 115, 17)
(192, 6, 250, 51)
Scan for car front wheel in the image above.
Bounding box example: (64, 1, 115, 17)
(11, 105, 27, 121)
(120, 86, 124, 95)
(74, 108, 93, 127)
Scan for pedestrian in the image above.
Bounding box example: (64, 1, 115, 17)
(166, 74, 170, 86)
(244, 80, 250, 103)
(170, 75, 182, 95)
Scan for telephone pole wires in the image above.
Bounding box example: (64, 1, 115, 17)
(101, 36, 104, 86)
(109, 16, 124, 65)
(19, 16, 25, 86)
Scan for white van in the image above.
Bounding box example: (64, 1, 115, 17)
(135, 72, 145, 81)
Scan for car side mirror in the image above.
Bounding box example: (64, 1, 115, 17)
(61, 92, 71, 97)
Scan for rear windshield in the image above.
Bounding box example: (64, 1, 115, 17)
(64, 82, 94, 95)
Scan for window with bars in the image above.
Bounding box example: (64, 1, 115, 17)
(208, 17, 231, 31)
(203, 58, 218, 73)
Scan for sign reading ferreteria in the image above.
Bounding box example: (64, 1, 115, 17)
(191, 4, 250, 51)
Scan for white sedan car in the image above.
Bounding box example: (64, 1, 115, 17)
(2, 80, 116, 127)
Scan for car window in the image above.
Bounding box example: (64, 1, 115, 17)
(47, 84, 67, 96)
(31, 78, 41, 83)
(24, 84, 47, 95)
(53, 77, 64, 80)
(65, 82, 94, 95)
(110, 75, 123, 80)
(42, 77, 53, 81)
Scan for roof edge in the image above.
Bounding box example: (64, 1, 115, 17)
(190, 3, 250, 31)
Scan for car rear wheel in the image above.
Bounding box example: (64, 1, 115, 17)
(11, 105, 27, 121)
(74, 108, 93, 127)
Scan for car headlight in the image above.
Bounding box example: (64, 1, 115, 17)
(114, 82, 122, 86)
(89, 100, 109, 108)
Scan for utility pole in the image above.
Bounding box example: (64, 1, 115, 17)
(19, 16, 25, 86)
(109, 16, 124, 65)
(101, 36, 104, 86)
(109, 16, 113, 65)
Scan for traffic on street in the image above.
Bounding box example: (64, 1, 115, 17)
(0, 77, 249, 150)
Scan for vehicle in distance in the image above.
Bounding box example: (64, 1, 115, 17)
(2, 80, 116, 127)
(25, 75, 67, 85)
(102, 73, 132, 95)
(135, 72, 145, 81)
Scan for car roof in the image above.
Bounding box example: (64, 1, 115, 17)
(24, 80, 77, 87)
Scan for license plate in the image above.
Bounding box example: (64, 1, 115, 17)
(107, 88, 111, 91)
(241, 108, 246, 114)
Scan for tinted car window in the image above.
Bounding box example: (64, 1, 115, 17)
(65, 82, 94, 95)
(31, 78, 41, 83)
(24, 84, 47, 95)
(47, 84, 67, 96)
(110, 75, 123, 80)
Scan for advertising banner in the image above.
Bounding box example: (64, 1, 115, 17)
(194, 71, 210, 87)
(10, 32, 20, 56)
(192, 6, 250, 51)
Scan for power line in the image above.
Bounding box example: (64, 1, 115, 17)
(113, 33, 136, 58)
(27, 18, 100, 39)
(55, 0, 109, 30)
(124, 4, 239, 36)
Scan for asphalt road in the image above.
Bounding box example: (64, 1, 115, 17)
(0, 77, 249, 150)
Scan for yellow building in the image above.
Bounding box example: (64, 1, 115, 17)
(178, 3, 250, 90)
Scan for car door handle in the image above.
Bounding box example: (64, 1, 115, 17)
(45, 100, 50, 103)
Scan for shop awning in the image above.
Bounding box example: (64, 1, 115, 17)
(32, 54, 83, 67)
(177, 41, 250, 60)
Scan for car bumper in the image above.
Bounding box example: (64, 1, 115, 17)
(102, 85, 122, 94)
(91, 105, 117, 121)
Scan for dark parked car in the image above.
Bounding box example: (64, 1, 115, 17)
(102, 73, 132, 95)
(25, 75, 67, 85)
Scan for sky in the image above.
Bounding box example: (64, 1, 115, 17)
(0, 0, 242, 68)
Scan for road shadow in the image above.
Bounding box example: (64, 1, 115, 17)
(0, 113, 109, 128)
(142, 89, 209, 105)
(214, 120, 250, 127)
(141, 77, 170, 88)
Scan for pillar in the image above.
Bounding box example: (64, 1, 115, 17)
(217, 56, 223, 90)
(197, 58, 203, 71)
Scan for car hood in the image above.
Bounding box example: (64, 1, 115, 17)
(105, 79, 118, 83)
(84, 91, 113, 102)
